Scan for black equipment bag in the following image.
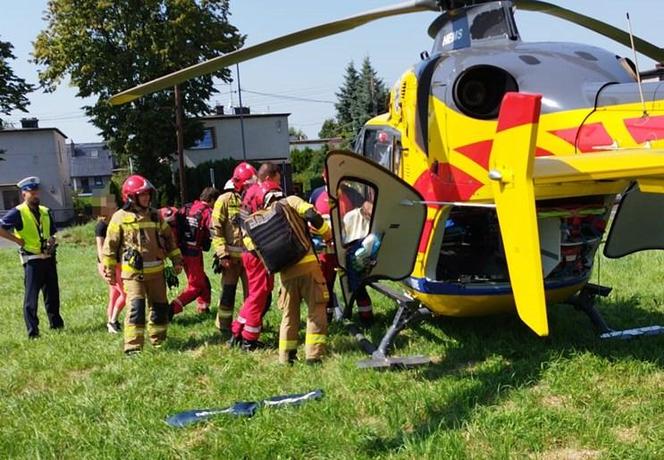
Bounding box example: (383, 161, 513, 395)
(243, 199, 311, 273)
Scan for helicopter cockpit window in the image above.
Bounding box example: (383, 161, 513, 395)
(337, 180, 376, 246)
(363, 129, 393, 170)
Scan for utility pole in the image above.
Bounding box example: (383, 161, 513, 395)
(174, 84, 187, 205)
(236, 63, 248, 161)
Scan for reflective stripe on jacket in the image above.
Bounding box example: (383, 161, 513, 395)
(102, 207, 182, 280)
(211, 191, 244, 259)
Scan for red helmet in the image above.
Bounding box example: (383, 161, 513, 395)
(122, 175, 155, 203)
(257, 180, 284, 209)
(232, 162, 257, 191)
(159, 206, 178, 225)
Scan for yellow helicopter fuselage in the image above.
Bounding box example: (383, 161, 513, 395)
(362, 59, 664, 320)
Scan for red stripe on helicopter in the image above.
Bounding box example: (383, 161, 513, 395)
(418, 219, 435, 252)
(535, 147, 554, 157)
(496, 92, 542, 132)
(413, 164, 483, 252)
(624, 115, 664, 144)
(455, 141, 552, 170)
(455, 140, 493, 170)
(550, 123, 612, 153)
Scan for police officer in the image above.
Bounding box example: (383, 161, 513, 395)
(0, 176, 64, 339)
(101, 175, 183, 354)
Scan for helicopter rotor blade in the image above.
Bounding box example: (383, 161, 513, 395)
(109, 0, 439, 105)
(516, 0, 664, 63)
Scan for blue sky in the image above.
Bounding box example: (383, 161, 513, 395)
(1, 0, 662, 141)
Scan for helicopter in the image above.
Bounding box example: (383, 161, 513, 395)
(110, 0, 664, 368)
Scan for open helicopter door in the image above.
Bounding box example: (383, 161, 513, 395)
(325, 151, 427, 307)
(325, 151, 429, 368)
(604, 182, 664, 258)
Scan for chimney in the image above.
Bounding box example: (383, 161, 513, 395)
(20, 117, 39, 129)
(234, 106, 250, 115)
(214, 104, 225, 115)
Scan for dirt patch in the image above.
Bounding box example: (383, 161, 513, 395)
(614, 426, 641, 444)
(538, 447, 602, 460)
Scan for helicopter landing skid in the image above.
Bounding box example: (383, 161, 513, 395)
(570, 283, 664, 340)
(346, 282, 434, 369)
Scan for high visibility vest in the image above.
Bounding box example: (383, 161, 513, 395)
(14, 203, 52, 254)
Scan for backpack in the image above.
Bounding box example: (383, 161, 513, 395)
(177, 203, 211, 252)
(242, 199, 311, 273)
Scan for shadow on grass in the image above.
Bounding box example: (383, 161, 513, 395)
(354, 295, 664, 456)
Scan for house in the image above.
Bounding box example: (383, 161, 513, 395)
(183, 107, 290, 167)
(0, 119, 74, 224)
(68, 142, 114, 195)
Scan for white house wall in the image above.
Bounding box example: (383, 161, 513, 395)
(183, 116, 289, 167)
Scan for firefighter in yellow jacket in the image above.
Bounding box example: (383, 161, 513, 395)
(243, 180, 331, 364)
(102, 175, 183, 354)
(210, 163, 255, 333)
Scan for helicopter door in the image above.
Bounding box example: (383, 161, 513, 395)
(325, 151, 427, 308)
(604, 183, 664, 258)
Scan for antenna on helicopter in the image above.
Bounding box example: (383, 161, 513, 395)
(626, 12, 648, 116)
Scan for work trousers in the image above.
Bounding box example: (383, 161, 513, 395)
(215, 257, 247, 331)
(123, 275, 169, 352)
(319, 251, 372, 321)
(173, 253, 211, 311)
(231, 251, 274, 341)
(23, 257, 64, 338)
(318, 252, 337, 315)
(278, 268, 329, 363)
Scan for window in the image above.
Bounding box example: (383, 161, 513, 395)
(81, 178, 91, 194)
(190, 127, 215, 150)
(2, 189, 20, 210)
(94, 176, 103, 187)
(363, 129, 395, 170)
(90, 149, 99, 158)
(338, 180, 376, 245)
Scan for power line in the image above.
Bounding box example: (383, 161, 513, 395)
(241, 88, 334, 104)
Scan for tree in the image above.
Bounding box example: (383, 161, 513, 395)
(334, 61, 359, 139)
(288, 126, 307, 141)
(0, 38, 33, 116)
(318, 118, 340, 139)
(33, 0, 244, 203)
(351, 56, 388, 135)
(328, 57, 388, 145)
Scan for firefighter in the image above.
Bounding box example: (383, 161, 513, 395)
(211, 163, 255, 334)
(228, 163, 281, 350)
(169, 187, 220, 317)
(101, 175, 183, 354)
(242, 180, 331, 364)
(310, 169, 374, 326)
(0, 176, 64, 339)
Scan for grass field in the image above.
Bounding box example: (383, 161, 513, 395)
(0, 222, 662, 459)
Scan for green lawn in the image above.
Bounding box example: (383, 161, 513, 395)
(0, 223, 662, 459)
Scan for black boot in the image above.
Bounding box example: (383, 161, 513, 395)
(240, 338, 264, 352)
(226, 335, 242, 348)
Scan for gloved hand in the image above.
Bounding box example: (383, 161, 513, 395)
(212, 255, 231, 274)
